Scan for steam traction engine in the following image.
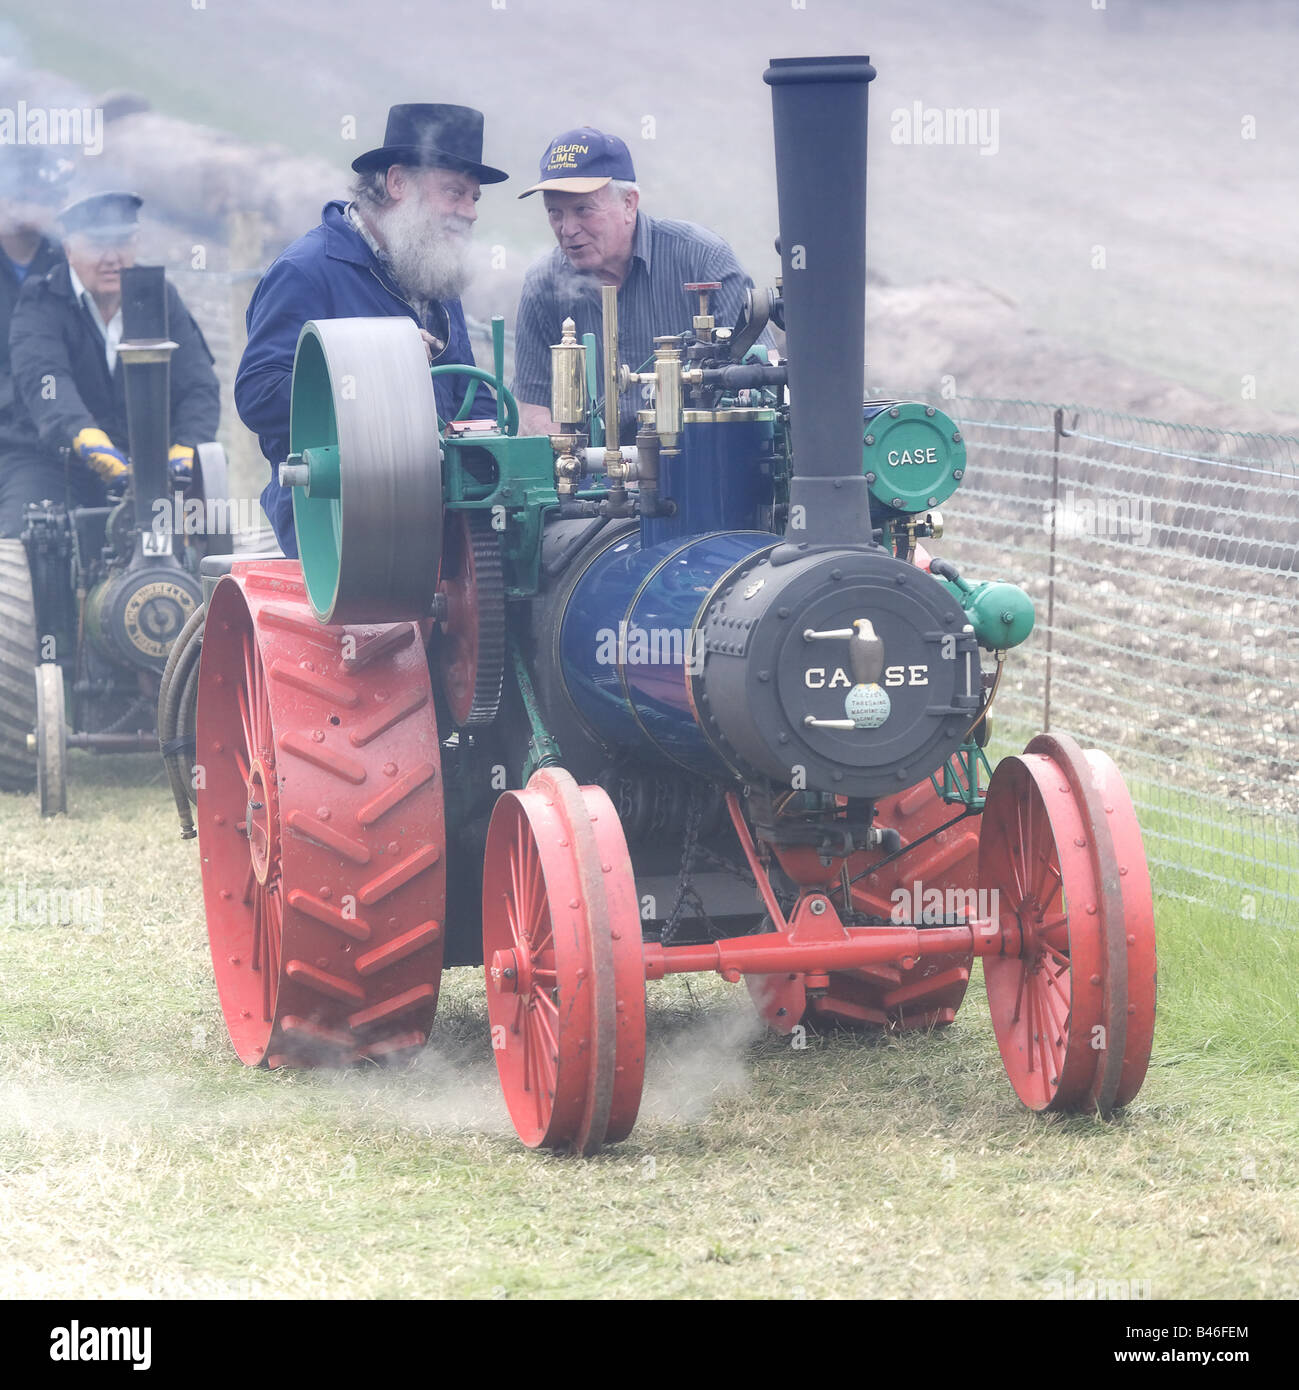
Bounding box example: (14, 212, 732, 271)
(186, 56, 1156, 1152)
(0, 265, 228, 816)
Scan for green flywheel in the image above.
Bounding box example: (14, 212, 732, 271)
(286, 316, 443, 625)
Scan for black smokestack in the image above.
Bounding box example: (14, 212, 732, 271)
(119, 264, 173, 533)
(763, 54, 876, 550)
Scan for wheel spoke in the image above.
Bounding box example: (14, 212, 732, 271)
(235, 683, 254, 761)
(1035, 981, 1055, 1087)
(1039, 961, 1071, 1041)
(531, 992, 559, 1050)
(1043, 939, 1071, 969)
(507, 837, 524, 935)
(251, 883, 263, 972)
(1028, 797, 1056, 907)
(523, 852, 547, 947)
(505, 888, 525, 953)
(1010, 797, 1031, 904)
(1030, 846, 1058, 917)
(1038, 864, 1064, 918)
(1011, 956, 1028, 1025)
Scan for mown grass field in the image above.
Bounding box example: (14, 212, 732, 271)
(2, 751, 1297, 1300)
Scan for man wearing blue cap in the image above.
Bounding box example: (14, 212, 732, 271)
(235, 103, 508, 556)
(513, 127, 757, 442)
(2, 191, 220, 538)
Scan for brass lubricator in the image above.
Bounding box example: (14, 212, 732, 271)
(619, 333, 687, 520)
(548, 317, 586, 497)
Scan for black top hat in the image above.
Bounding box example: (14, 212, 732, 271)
(58, 190, 143, 241)
(351, 104, 508, 184)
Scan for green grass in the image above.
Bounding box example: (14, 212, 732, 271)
(1, 753, 1297, 1299)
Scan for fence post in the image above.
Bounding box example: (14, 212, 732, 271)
(1044, 407, 1064, 732)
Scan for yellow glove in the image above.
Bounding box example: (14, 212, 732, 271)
(168, 444, 195, 485)
(72, 427, 130, 483)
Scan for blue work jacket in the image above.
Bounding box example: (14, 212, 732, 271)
(235, 200, 492, 555)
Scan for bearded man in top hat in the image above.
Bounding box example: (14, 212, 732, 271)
(236, 103, 508, 556)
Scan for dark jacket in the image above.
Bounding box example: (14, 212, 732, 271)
(0, 236, 64, 449)
(8, 261, 220, 462)
(236, 200, 493, 556)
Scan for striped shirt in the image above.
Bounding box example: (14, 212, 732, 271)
(513, 211, 755, 443)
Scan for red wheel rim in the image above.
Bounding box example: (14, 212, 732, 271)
(582, 781, 646, 1144)
(483, 767, 645, 1153)
(979, 733, 1156, 1114)
(197, 561, 446, 1068)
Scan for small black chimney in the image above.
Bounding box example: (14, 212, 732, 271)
(763, 55, 876, 551)
(119, 265, 175, 535)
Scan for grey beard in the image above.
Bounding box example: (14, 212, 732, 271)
(379, 194, 473, 304)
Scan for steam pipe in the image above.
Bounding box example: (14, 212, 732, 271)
(763, 54, 876, 552)
(118, 265, 177, 538)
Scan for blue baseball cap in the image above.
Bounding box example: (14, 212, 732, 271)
(519, 127, 635, 198)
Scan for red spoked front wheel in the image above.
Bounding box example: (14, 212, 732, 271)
(483, 767, 646, 1153)
(978, 732, 1156, 1114)
(196, 562, 447, 1068)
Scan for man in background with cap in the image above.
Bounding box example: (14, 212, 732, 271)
(513, 127, 758, 442)
(2, 191, 219, 538)
(235, 102, 508, 557)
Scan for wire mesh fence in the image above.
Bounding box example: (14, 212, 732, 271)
(934, 397, 1299, 930)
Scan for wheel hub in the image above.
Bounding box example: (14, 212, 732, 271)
(490, 946, 530, 995)
(245, 758, 278, 885)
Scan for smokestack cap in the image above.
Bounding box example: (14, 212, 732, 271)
(764, 55, 877, 86)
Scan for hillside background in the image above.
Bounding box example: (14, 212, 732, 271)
(1, 0, 1297, 451)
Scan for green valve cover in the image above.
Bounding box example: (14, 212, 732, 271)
(862, 401, 965, 514)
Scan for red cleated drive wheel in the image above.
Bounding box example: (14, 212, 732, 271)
(978, 732, 1156, 1115)
(483, 767, 646, 1154)
(196, 561, 446, 1069)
